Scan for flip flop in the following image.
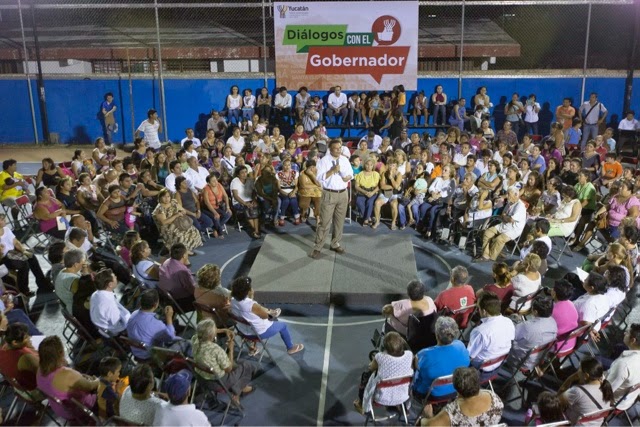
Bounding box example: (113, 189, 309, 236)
(287, 344, 304, 355)
(248, 346, 262, 357)
(241, 385, 256, 396)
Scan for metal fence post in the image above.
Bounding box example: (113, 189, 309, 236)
(262, 0, 268, 87)
(458, 0, 465, 99)
(154, 0, 168, 142)
(580, 1, 592, 104)
(17, 0, 38, 144)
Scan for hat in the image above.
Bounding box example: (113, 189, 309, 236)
(164, 369, 192, 402)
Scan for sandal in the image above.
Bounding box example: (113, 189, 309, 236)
(251, 232, 261, 239)
(390, 224, 397, 230)
(287, 343, 304, 355)
(241, 385, 256, 396)
(372, 221, 380, 229)
(353, 399, 364, 414)
(248, 346, 262, 357)
(363, 219, 370, 226)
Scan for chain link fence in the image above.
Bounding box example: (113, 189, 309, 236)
(0, 0, 636, 144)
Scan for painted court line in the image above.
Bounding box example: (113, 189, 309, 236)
(316, 303, 335, 427)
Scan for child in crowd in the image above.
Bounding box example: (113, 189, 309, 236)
(242, 88, 256, 120)
(118, 230, 140, 268)
(350, 155, 362, 175)
(255, 118, 268, 136)
(604, 127, 616, 152)
(96, 357, 125, 420)
(565, 118, 582, 150)
(406, 163, 428, 226)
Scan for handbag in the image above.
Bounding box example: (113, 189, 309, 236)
(6, 249, 29, 262)
(174, 215, 192, 232)
(245, 204, 260, 219)
(596, 212, 608, 229)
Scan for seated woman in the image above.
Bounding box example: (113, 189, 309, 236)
(276, 158, 301, 225)
(118, 364, 164, 426)
(33, 187, 67, 240)
(96, 184, 130, 236)
(520, 171, 543, 215)
(413, 317, 470, 399)
(36, 158, 64, 188)
(0, 322, 40, 392)
(547, 186, 582, 237)
(418, 164, 456, 239)
(230, 276, 303, 355)
(478, 262, 514, 313)
(151, 152, 170, 187)
(71, 150, 88, 178)
(201, 173, 233, 239)
(589, 242, 633, 276)
(558, 356, 614, 425)
(192, 319, 256, 405)
(195, 263, 230, 326)
(130, 240, 160, 289)
(230, 167, 261, 239)
(418, 367, 504, 426)
(76, 173, 102, 216)
(354, 158, 380, 227)
(508, 253, 542, 313)
(36, 336, 99, 421)
(604, 265, 628, 310)
(573, 272, 610, 333)
(353, 331, 413, 414)
(382, 280, 436, 337)
(152, 189, 202, 255)
(174, 176, 213, 233)
(460, 189, 493, 229)
(0, 213, 51, 295)
(373, 160, 404, 230)
(476, 160, 501, 193)
(55, 177, 82, 217)
(254, 166, 279, 226)
(525, 391, 567, 426)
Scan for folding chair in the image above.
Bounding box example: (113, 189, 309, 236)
(574, 407, 614, 425)
(499, 339, 556, 407)
(150, 346, 189, 383)
(117, 335, 152, 363)
(477, 353, 510, 392)
(227, 311, 275, 365)
(541, 323, 593, 380)
(549, 230, 576, 264)
(536, 421, 570, 427)
(193, 301, 228, 328)
(66, 397, 101, 426)
(184, 357, 245, 426)
(364, 375, 412, 426)
(418, 374, 456, 407)
(441, 304, 476, 331)
(511, 288, 543, 321)
(156, 286, 196, 332)
(13, 195, 50, 247)
(605, 382, 640, 425)
(3, 376, 59, 426)
(61, 309, 109, 371)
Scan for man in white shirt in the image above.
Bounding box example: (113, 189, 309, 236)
(578, 92, 607, 149)
(520, 218, 552, 260)
(274, 86, 292, 126)
(226, 127, 245, 157)
(180, 128, 201, 148)
(326, 86, 348, 125)
(618, 110, 638, 131)
(359, 130, 383, 152)
(165, 160, 193, 193)
(89, 268, 131, 336)
(153, 369, 211, 427)
(310, 139, 353, 259)
(135, 109, 162, 150)
(606, 323, 640, 410)
(478, 187, 526, 261)
(468, 292, 515, 371)
(184, 157, 208, 192)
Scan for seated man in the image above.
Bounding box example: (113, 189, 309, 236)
(434, 266, 476, 328)
(153, 369, 211, 427)
(413, 316, 470, 398)
(127, 289, 189, 360)
(467, 292, 515, 371)
(159, 243, 196, 312)
(89, 268, 131, 336)
(606, 323, 640, 411)
(54, 248, 86, 311)
(511, 295, 558, 370)
(478, 187, 526, 261)
(0, 322, 40, 392)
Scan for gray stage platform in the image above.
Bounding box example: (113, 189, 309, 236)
(250, 233, 418, 305)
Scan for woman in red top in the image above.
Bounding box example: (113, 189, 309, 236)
(431, 85, 448, 126)
(201, 173, 232, 238)
(291, 124, 309, 149)
(0, 322, 40, 391)
(478, 262, 514, 313)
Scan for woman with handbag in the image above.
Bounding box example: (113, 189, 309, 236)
(230, 167, 261, 239)
(96, 184, 130, 236)
(418, 164, 456, 239)
(201, 173, 232, 239)
(0, 213, 52, 295)
(152, 189, 202, 254)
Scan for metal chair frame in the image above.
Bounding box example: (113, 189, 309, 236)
(364, 375, 412, 426)
(477, 353, 511, 393)
(155, 286, 197, 333)
(227, 311, 275, 365)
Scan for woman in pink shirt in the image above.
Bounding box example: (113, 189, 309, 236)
(550, 279, 579, 352)
(382, 280, 436, 337)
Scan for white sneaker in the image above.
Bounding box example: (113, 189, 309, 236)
(113, 123, 119, 133)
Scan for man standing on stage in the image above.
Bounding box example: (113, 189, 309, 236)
(309, 139, 352, 259)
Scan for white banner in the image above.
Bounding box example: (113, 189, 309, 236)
(274, 1, 418, 90)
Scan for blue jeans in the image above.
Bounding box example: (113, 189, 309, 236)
(260, 321, 293, 350)
(190, 213, 213, 232)
(242, 108, 254, 121)
(356, 194, 376, 221)
(279, 194, 300, 219)
(397, 200, 407, 226)
(449, 117, 465, 130)
(581, 123, 599, 149)
(419, 201, 444, 232)
(7, 309, 42, 336)
(203, 209, 231, 234)
(433, 105, 446, 125)
(260, 198, 279, 220)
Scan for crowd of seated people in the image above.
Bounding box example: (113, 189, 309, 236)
(0, 84, 638, 425)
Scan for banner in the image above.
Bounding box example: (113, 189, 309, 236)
(274, 1, 418, 90)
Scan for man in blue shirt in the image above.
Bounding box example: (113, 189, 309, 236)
(413, 316, 470, 398)
(529, 145, 546, 174)
(100, 92, 117, 145)
(126, 289, 188, 360)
